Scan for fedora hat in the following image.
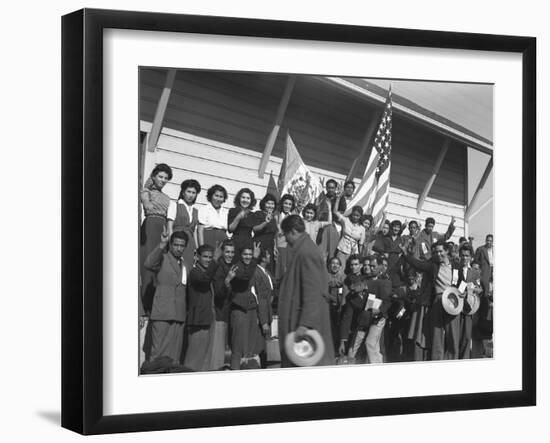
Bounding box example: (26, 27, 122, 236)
(441, 287, 464, 316)
(284, 329, 325, 367)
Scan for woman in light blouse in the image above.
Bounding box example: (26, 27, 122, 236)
(197, 184, 228, 248)
(333, 196, 366, 267)
(140, 163, 173, 313)
(167, 179, 201, 269)
(302, 202, 333, 248)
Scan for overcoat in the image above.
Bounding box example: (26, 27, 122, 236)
(474, 245, 493, 292)
(278, 233, 335, 366)
(144, 246, 187, 322)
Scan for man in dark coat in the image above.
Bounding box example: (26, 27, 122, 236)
(401, 240, 462, 361)
(144, 229, 189, 365)
(278, 215, 335, 367)
(457, 245, 483, 359)
(474, 234, 494, 294)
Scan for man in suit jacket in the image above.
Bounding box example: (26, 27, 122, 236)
(402, 240, 462, 360)
(416, 216, 456, 260)
(457, 245, 483, 359)
(475, 234, 494, 294)
(144, 229, 189, 365)
(278, 215, 335, 367)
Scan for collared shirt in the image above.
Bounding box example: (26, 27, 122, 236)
(435, 262, 453, 294)
(304, 220, 331, 243)
(141, 181, 170, 217)
(487, 247, 494, 266)
(337, 218, 366, 255)
(198, 203, 228, 230)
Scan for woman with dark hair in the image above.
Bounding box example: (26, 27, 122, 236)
(274, 193, 296, 282)
(333, 198, 366, 266)
(225, 241, 264, 370)
(167, 179, 201, 269)
(302, 201, 332, 246)
(197, 184, 228, 248)
(252, 193, 278, 272)
(227, 187, 257, 254)
(140, 163, 173, 313)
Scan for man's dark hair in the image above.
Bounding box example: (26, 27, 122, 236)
(459, 244, 473, 256)
(280, 214, 305, 234)
(326, 179, 338, 189)
(486, 234, 494, 241)
(425, 217, 436, 226)
(431, 239, 450, 252)
(409, 220, 419, 228)
(344, 180, 356, 190)
(390, 219, 402, 228)
(170, 230, 189, 245)
(221, 239, 235, 251)
(196, 244, 214, 255)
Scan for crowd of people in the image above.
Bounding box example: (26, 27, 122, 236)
(139, 163, 494, 373)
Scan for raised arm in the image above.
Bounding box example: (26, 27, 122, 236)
(443, 216, 456, 240)
(332, 195, 346, 225)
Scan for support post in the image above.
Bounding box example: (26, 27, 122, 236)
(147, 68, 176, 152)
(465, 156, 493, 220)
(416, 139, 450, 213)
(258, 75, 296, 178)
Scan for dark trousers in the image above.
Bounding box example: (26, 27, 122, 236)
(430, 294, 460, 360)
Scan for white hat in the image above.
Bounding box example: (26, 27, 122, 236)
(284, 329, 325, 367)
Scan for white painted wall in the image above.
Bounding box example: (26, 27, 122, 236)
(141, 121, 465, 241)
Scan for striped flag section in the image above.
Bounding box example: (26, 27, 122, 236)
(344, 88, 393, 227)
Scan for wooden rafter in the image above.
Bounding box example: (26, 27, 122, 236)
(416, 139, 450, 213)
(258, 75, 296, 178)
(147, 68, 176, 152)
(465, 156, 493, 220)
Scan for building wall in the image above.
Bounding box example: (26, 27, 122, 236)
(140, 123, 465, 241)
(140, 68, 467, 240)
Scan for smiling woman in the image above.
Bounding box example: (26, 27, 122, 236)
(139, 163, 173, 315)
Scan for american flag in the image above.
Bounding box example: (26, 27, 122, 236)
(344, 88, 392, 227)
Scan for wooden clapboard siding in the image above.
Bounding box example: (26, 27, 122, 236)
(141, 122, 465, 242)
(140, 69, 466, 207)
(139, 68, 467, 241)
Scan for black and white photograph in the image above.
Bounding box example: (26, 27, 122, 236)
(138, 68, 494, 374)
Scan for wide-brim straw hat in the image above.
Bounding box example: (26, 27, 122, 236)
(442, 287, 464, 316)
(284, 329, 325, 367)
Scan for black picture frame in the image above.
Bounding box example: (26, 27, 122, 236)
(61, 8, 536, 435)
